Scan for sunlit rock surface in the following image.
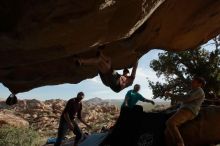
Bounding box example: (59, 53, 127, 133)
(0, 110, 29, 128)
(1, 0, 220, 93)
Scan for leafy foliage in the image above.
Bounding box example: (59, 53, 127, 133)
(148, 37, 220, 101)
(0, 125, 43, 146)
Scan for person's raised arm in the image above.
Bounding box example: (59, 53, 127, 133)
(130, 61, 138, 78)
(125, 61, 138, 87)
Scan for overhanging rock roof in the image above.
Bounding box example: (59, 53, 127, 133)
(1, 0, 220, 93)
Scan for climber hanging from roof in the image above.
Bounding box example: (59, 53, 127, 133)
(76, 50, 138, 93)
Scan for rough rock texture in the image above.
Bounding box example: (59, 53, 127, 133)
(1, 0, 220, 93)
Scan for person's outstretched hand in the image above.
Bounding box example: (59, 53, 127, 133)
(150, 101, 155, 105)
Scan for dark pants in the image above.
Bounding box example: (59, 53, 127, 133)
(54, 117, 82, 146)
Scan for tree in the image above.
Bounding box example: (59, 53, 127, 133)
(148, 36, 220, 104)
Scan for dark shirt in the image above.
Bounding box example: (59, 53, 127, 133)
(61, 98, 82, 120)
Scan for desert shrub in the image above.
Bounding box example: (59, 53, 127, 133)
(0, 125, 43, 146)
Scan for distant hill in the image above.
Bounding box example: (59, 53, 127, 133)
(85, 97, 104, 104)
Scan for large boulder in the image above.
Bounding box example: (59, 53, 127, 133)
(0, 110, 29, 128)
(1, 0, 220, 93)
(102, 106, 220, 146)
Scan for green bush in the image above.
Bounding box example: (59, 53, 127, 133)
(0, 125, 42, 146)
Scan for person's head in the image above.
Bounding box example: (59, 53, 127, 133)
(123, 68, 129, 76)
(133, 84, 140, 92)
(76, 92, 85, 101)
(191, 77, 206, 89)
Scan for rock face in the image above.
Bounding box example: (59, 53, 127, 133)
(103, 106, 220, 146)
(1, 0, 220, 93)
(0, 98, 119, 136)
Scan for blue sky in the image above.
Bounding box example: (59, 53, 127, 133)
(0, 49, 165, 101)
